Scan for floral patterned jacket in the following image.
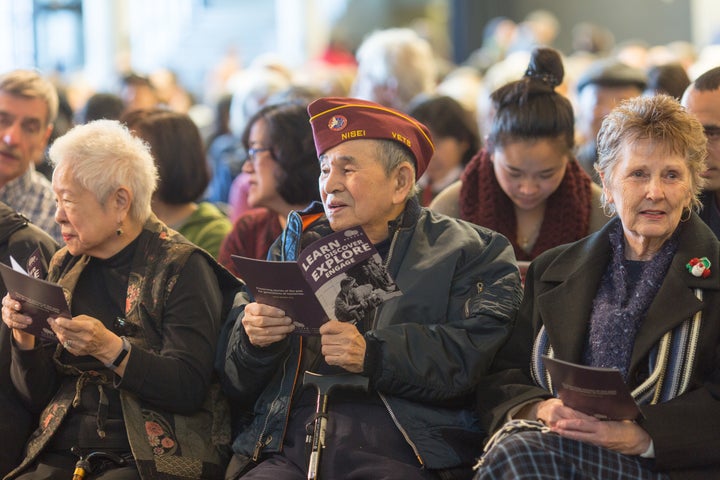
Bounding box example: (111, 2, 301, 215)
(6, 216, 241, 480)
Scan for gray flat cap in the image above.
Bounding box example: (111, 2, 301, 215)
(576, 58, 647, 92)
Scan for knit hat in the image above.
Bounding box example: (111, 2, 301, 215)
(307, 97, 434, 179)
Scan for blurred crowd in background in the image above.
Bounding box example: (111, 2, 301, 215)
(29, 8, 720, 219)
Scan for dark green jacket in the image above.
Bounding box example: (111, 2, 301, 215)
(220, 199, 523, 473)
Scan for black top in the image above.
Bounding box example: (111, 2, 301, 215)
(46, 233, 139, 452)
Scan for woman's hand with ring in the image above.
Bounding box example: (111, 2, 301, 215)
(51, 314, 118, 360)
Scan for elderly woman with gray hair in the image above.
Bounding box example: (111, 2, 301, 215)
(474, 94, 720, 479)
(1, 120, 240, 479)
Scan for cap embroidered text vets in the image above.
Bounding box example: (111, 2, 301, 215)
(307, 97, 434, 180)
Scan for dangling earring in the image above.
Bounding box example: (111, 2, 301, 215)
(116, 221, 124, 236)
(602, 203, 615, 218)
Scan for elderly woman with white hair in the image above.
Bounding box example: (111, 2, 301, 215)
(1, 120, 240, 479)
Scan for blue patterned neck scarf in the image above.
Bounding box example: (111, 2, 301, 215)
(583, 222, 680, 378)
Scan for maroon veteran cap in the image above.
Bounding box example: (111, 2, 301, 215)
(307, 97, 434, 180)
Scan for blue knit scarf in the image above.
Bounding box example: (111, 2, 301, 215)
(582, 222, 680, 379)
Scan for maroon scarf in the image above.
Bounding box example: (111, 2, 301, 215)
(459, 149, 593, 261)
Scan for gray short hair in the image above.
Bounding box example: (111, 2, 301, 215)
(595, 94, 707, 214)
(49, 120, 158, 223)
(0, 70, 59, 126)
(374, 139, 419, 200)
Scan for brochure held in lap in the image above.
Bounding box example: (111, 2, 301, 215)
(542, 355, 642, 421)
(0, 259, 70, 342)
(232, 227, 402, 335)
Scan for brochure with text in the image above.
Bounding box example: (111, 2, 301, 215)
(0, 261, 70, 342)
(232, 227, 402, 335)
(542, 355, 642, 421)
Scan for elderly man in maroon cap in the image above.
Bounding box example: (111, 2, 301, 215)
(218, 97, 522, 479)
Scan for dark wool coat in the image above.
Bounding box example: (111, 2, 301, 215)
(478, 214, 720, 479)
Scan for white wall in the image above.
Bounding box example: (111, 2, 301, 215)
(691, 0, 720, 47)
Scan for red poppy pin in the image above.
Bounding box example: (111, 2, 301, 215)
(686, 257, 711, 278)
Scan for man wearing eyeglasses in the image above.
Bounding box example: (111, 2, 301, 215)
(682, 66, 720, 238)
(218, 97, 523, 479)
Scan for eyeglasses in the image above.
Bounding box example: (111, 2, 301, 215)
(247, 147, 272, 162)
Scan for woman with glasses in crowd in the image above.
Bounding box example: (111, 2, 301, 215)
(218, 102, 320, 275)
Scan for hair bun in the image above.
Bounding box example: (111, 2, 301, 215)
(524, 47, 564, 88)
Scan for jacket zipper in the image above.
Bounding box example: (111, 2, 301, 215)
(379, 392, 424, 467)
(371, 226, 424, 467)
(252, 341, 302, 461)
(254, 213, 306, 461)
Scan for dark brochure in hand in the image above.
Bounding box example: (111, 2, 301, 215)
(232, 227, 402, 335)
(542, 355, 642, 421)
(0, 261, 70, 342)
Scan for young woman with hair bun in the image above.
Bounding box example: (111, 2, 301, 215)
(431, 47, 607, 271)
